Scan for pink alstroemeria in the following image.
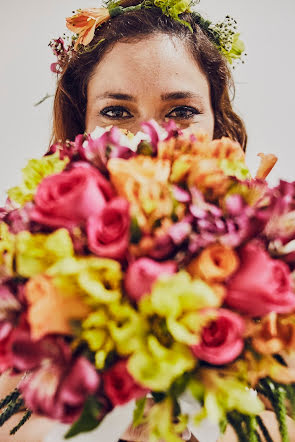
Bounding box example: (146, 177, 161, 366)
(81, 127, 135, 173)
(140, 119, 168, 153)
(0, 285, 22, 373)
(16, 335, 100, 423)
(162, 119, 183, 140)
(264, 180, 295, 242)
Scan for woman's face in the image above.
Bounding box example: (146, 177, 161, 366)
(85, 34, 214, 136)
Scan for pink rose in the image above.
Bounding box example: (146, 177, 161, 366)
(191, 308, 245, 365)
(31, 165, 114, 228)
(125, 257, 177, 301)
(87, 197, 130, 260)
(226, 242, 295, 317)
(103, 360, 148, 406)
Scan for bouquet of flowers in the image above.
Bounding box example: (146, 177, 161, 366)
(0, 119, 294, 442)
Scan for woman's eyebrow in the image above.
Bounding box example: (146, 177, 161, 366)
(161, 91, 204, 101)
(95, 92, 136, 102)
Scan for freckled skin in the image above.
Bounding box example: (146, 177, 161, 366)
(85, 34, 215, 136)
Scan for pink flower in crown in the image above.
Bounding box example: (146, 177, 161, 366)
(191, 308, 245, 365)
(103, 360, 148, 406)
(30, 165, 114, 229)
(14, 333, 100, 423)
(226, 242, 295, 317)
(125, 258, 177, 301)
(87, 197, 130, 260)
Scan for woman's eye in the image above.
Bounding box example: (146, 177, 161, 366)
(100, 106, 132, 120)
(166, 106, 201, 120)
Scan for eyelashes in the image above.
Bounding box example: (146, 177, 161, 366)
(166, 106, 201, 120)
(99, 105, 201, 121)
(100, 106, 132, 120)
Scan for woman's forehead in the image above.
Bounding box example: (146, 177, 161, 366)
(88, 34, 211, 100)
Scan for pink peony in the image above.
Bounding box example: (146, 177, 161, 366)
(87, 197, 130, 260)
(226, 242, 295, 317)
(31, 165, 114, 229)
(125, 257, 177, 301)
(103, 360, 148, 406)
(191, 308, 245, 365)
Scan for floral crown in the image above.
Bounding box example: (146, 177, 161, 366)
(49, 0, 245, 74)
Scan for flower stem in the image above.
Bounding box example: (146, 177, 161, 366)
(0, 398, 24, 427)
(227, 412, 248, 442)
(0, 389, 20, 409)
(10, 409, 32, 435)
(275, 386, 289, 442)
(256, 415, 274, 442)
(285, 385, 295, 419)
(245, 415, 259, 442)
(259, 379, 289, 442)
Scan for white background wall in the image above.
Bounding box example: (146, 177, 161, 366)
(1, 0, 294, 202)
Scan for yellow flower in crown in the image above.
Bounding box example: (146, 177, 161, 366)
(66, 8, 111, 49)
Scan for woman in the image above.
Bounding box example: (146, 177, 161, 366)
(0, 1, 294, 441)
(51, 0, 247, 149)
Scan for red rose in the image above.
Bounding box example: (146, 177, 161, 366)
(103, 360, 148, 406)
(87, 197, 130, 260)
(191, 308, 245, 365)
(226, 242, 295, 317)
(124, 258, 177, 301)
(31, 165, 114, 228)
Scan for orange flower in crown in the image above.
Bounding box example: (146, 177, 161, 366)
(66, 8, 111, 49)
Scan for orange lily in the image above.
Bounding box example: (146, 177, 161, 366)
(255, 152, 277, 180)
(25, 274, 90, 340)
(66, 8, 111, 49)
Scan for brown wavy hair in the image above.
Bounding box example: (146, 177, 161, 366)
(52, 0, 247, 150)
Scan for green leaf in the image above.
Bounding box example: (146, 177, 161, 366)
(130, 217, 142, 244)
(133, 397, 147, 427)
(64, 396, 102, 439)
(137, 140, 154, 156)
(169, 372, 191, 399)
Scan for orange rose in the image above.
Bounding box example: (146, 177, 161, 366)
(247, 312, 295, 355)
(187, 243, 240, 283)
(66, 8, 110, 49)
(108, 156, 172, 232)
(25, 275, 90, 340)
